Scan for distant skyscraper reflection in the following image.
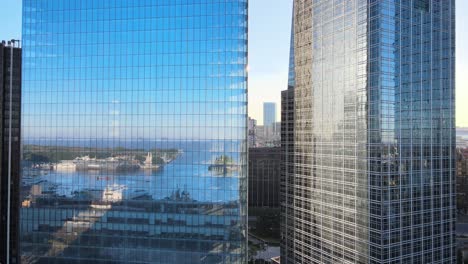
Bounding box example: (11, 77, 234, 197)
(21, 1, 248, 263)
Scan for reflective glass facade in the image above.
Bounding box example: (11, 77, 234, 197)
(280, 7, 295, 262)
(287, 11, 295, 90)
(0, 42, 22, 264)
(21, 1, 248, 263)
(285, 0, 455, 263)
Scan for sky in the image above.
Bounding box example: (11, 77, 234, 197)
(0, 0, 466, 126)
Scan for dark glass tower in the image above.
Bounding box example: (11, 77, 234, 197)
(284, 1, 456, 263)
(21, 1, 248, 263)
(280, 7, 295, 263)
(0, 40, 22, 264)
(248, 147, 281, 208)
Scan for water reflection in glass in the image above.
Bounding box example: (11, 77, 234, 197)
(21, 1, 248, 263)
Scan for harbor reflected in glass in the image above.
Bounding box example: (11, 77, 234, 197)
(21, 1, 248, 263)
(22, 141, 242, 203)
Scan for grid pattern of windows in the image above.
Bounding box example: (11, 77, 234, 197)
(21, 1, 248, 263)
(280, 86, 294, 263)
(372, 1, 456, 262)
(284, 0, 455, 263)
(280, 9, 295, 262)
(248, 147, 281, 208)
(0, 44, 22, 264)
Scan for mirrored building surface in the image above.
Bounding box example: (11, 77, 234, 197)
(280, 6, 295, 261)
(0, 41, 22, 264)
(21, 1, 248, 263)
(283, 1, 456, 263)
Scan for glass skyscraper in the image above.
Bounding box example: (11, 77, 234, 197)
(21, 1, 248, 263)
(283, 1, 455, 263)
(263, 102, 277, 138)
(280, 5, 295, 263)
(0, 41, 22, 264)
(263, 102, 276, 127)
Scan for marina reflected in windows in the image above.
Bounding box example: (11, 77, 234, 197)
(21, 1, 248, 263)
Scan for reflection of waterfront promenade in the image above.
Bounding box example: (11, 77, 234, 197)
(21, 194, 244, 263)
(23, 144, 181, 172)
(20, 141, 246, 263)
(54, 152, 179, 172)
(55, 154, 158, 173)
(22, 149, 241, 203)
